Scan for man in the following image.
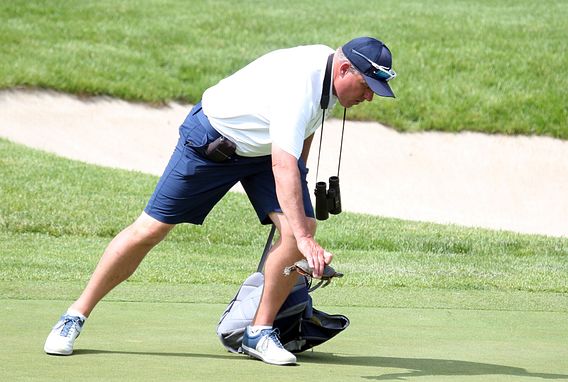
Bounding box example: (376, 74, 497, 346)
(44, 36, 396, 365)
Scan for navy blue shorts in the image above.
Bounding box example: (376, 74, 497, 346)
(144, 103, 315, 225)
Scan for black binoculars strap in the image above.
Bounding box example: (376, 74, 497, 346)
(320, 54, 334, 110)
(316, 53, 347, 183)
(337, 108, 346, 176)
(316, 54, 334, 182)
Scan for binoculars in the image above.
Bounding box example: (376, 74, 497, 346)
(314, 176, 342, 220)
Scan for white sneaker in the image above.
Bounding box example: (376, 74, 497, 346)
(44, 314, 85, 355)
(242, 327, 297, 365)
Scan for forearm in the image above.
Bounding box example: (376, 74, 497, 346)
(272, 150, 312, 241)
(272, 143, 331, 277)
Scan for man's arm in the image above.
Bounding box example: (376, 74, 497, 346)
(272, 142, 331, 278)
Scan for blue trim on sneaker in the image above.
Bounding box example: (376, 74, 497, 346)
(58, 315, 85, 337)
(243, 328, 283, 349)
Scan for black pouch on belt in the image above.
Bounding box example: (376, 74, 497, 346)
(205, 136, 237, 162)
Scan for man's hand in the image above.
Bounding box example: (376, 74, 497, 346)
(296, 236, 333, 279)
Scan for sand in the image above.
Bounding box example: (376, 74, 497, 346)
(1, 89, 566, 238)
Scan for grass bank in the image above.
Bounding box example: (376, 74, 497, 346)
(1, 0, 566, 138)
(1, 138, 567, 307)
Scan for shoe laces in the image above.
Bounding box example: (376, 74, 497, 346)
(57, 315, 84, 337)
(260, 328, 284, 351)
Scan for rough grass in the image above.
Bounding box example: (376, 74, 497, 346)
(0, 0, 566, 138)
(1, 138, 567, 297)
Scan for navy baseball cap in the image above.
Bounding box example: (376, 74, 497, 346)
(342, 37, 396, 98)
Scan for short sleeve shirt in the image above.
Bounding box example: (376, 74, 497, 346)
(201, 45, 337, 159)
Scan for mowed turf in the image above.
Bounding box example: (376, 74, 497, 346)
(1, 299, 567, 382)
(1, 141, 567, 380)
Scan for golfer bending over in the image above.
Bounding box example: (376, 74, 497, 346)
(44, 36, 396, 365)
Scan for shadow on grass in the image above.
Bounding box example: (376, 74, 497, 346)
(74, 349, 239, 361)
(73, 349, 567, 379)
(298, 352, 568, 380)
(73, 348, 303, 367)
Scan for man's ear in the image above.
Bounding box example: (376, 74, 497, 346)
(339, 62, 351, 77)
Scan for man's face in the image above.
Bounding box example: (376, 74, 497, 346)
(334, 65, 375, 108)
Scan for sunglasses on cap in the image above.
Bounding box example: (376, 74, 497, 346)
(351, 48, 397, 82)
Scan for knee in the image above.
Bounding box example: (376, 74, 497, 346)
(130, 213, 173, 246)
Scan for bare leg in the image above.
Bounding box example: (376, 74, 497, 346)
(252, 212, 316, 326)
(70, 212, 174, 317)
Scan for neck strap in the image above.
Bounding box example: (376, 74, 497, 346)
(316, 53, 347, 182)
(320, 54, 334, 109)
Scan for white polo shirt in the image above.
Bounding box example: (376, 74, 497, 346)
(201, 44, 337, 159)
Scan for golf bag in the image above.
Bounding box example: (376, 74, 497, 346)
(216, 225, 349, 353)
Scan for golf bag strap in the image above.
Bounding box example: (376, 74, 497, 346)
(257, 224, 277, 272)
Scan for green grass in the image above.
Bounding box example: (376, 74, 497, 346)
(2, 3, 568, 378)
(1, 0, 567, 139)
(2, 300, 568, 381)
(1, 142, 568, 381)
(1, 137, 568, 301)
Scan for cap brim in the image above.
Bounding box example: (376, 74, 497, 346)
(364, 76, 395, 98)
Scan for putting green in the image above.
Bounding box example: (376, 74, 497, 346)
(1, 299, 567, 381)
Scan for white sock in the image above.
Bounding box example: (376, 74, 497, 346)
(66, 308, 87, 321)
(247, 325, 272, 336)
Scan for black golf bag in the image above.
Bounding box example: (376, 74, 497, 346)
(216, 225, 349, 353)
